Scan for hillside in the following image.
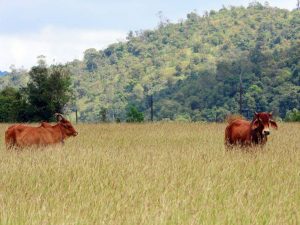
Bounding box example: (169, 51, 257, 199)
(1, 3, 300, 122)
(0, 71, 8, 76)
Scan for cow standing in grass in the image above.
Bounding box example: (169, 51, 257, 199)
(5, 113, 78, 149)
(225, 112, 278, 148)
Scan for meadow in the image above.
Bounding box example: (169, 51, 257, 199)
(0, 122, 299, 225)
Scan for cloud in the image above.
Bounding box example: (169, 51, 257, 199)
(0, 26, 127, 71)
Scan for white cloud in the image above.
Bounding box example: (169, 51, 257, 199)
(0, 26, 127, 71)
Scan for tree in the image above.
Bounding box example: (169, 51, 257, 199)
(142, 65, 170, 121)
(126, 105, 144, 122)
(84, 49, 100, 72)
(216, 50, 253, 115)
(0, 87, 27, 122)
(25, 62, 72, 121)
(37, 55, 47, 67)
(99, 107, 108, 122)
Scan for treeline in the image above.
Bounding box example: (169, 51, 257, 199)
(0, 60, 72, 122)
(1, 2, 300, 122)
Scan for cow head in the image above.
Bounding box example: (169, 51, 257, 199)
(251, 112, 278, 136)
(55, 113, 78, 137)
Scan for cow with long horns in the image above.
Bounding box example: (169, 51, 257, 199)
(5, 113, 78, 149)
(225, 112, 278, 148)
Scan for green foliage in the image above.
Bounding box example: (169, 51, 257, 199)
(126, 105, 144, 123)
(24, 63, 72, 121)
(1, 5, 299, 122)
(0, 87, 27, 122)
(285, 108, 300, 122)
(175, 114, 191, 122)
(99, 107, 108, 122)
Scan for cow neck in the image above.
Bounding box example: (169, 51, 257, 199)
(250, 120, 264, 144)
(56, 123, 66, 143)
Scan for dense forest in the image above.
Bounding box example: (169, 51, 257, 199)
(0, 2, 299, 122)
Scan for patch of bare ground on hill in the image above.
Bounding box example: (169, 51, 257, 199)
(0, 122, 299, 224)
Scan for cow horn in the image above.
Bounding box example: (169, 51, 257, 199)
(254, 112, 258, 117)
(269, 112, 273, 117)
(54, 113, 64, 122)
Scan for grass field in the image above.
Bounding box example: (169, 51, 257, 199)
(0, 122, 299, 225)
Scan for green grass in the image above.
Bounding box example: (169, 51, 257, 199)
(0, 122, 299, 225)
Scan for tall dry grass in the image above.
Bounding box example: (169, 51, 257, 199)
(0, 122, 299, 225)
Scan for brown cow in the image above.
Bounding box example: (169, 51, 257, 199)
(225, 112, 278, 148)
(5, 113, 78, 149)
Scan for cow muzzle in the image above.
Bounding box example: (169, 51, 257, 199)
(263, 130, 270, 136)
(73, 132, 79, 136)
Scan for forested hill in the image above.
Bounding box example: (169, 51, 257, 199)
(0, 71, 8, 76)
(1, 3, 300, 122)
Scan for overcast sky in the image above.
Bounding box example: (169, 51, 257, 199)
(0, 0, 296, 71)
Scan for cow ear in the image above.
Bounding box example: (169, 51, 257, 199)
(270, 120, 278, 129)
(54, 113, 63, 122)
(251, 119, 260, 130)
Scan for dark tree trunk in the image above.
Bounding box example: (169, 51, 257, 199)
(150, 95, 154, 122)
(75, 109, 78, 124)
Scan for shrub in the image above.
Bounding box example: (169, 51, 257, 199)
(126, 105, 144, 122)
(175, 114, 191, 122)
(285, 108, 300, 122)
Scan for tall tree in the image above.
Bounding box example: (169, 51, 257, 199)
(25, 61, 72, 121)
(142, 69, 167, 121)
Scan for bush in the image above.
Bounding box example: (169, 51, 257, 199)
(126, 105, 144, 122)
(175, 114, 191, 122)
(285, 108, 300, 122)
